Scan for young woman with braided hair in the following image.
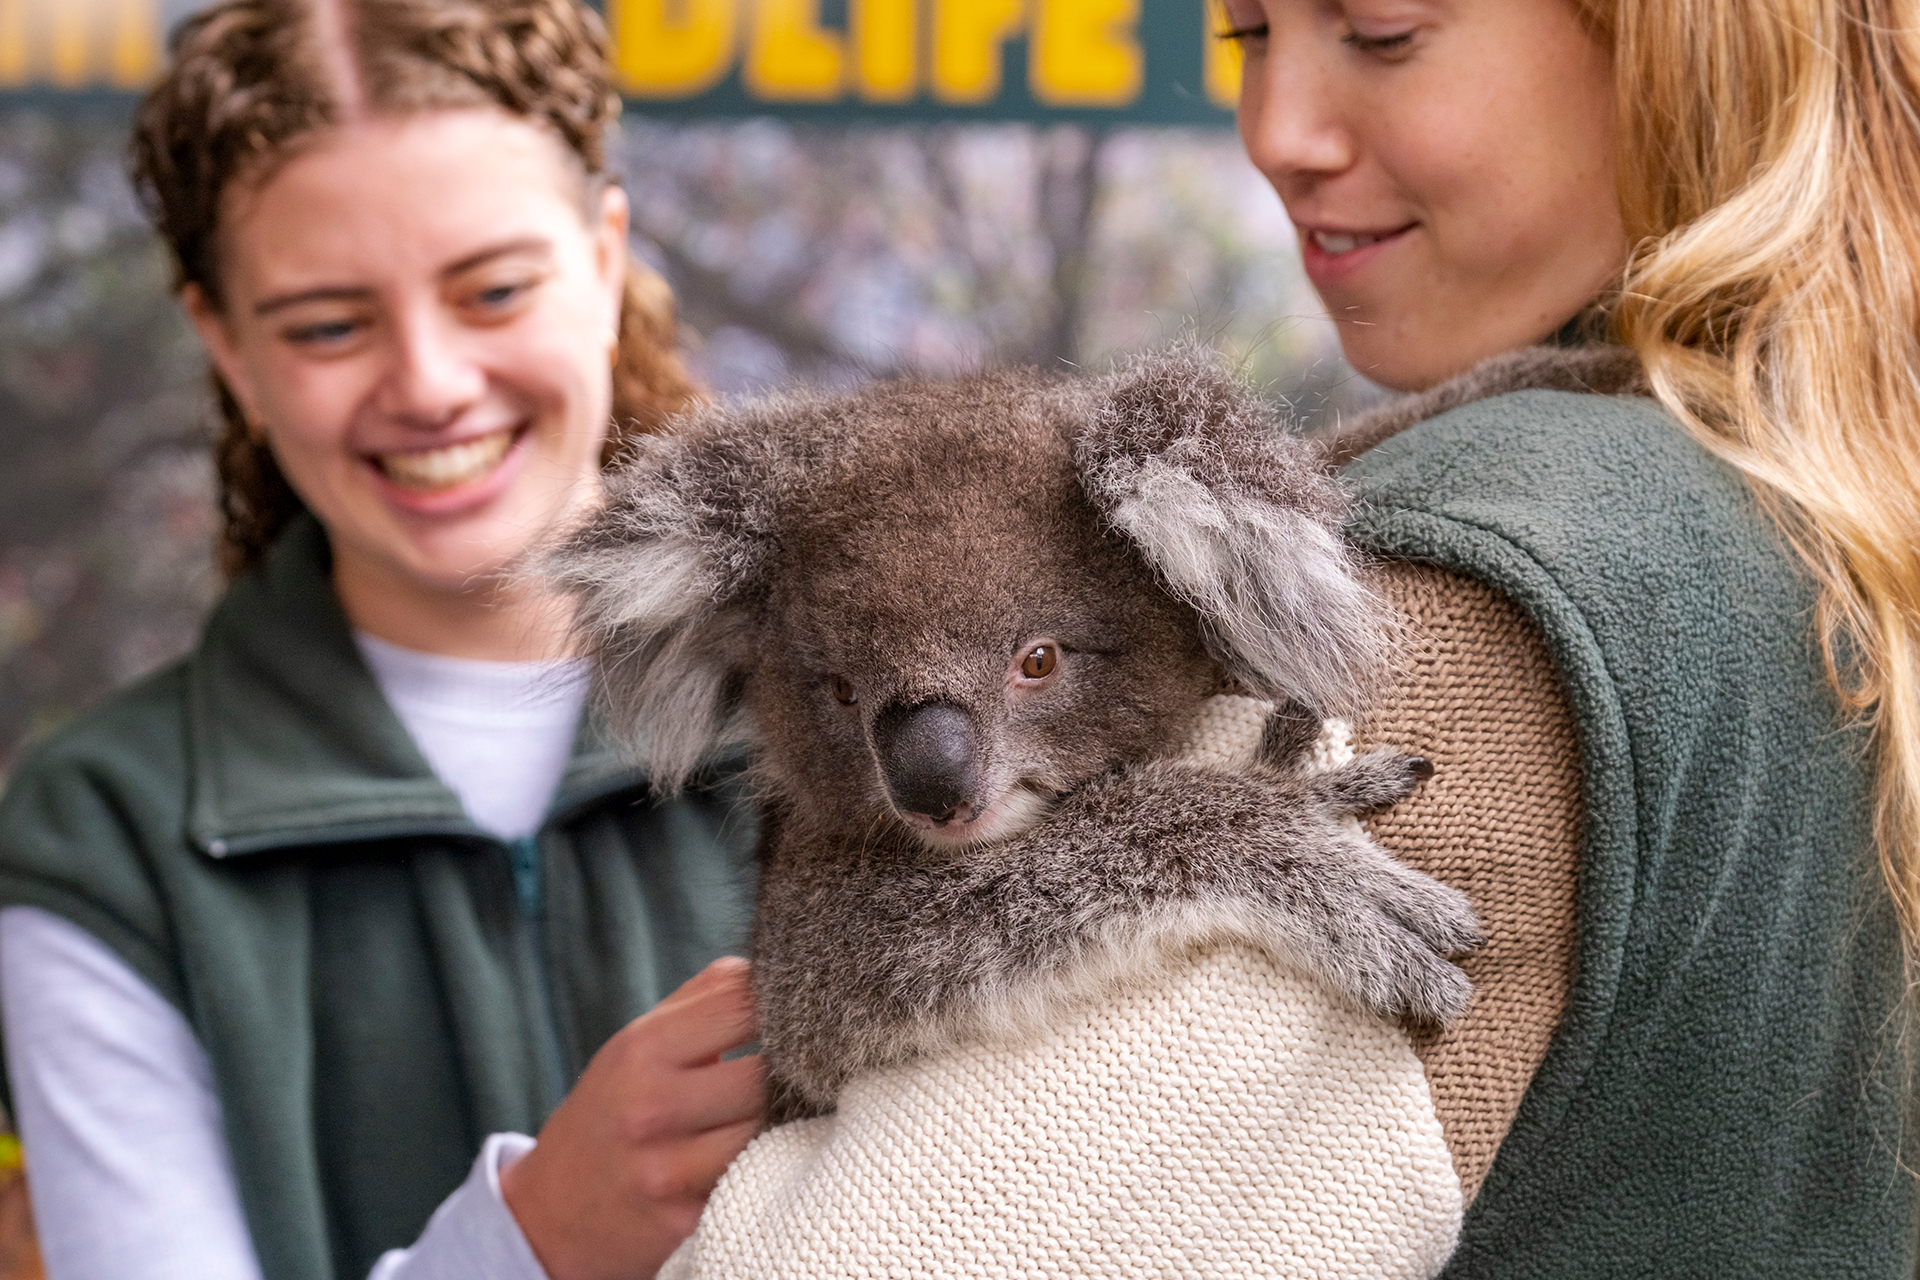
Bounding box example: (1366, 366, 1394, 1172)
(0, 2, 767, 1278)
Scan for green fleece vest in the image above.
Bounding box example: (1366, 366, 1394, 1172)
(1343, 389, 1913, 1277)
(0, 517, 757, 1280)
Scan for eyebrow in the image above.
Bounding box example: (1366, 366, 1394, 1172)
(251, 236, 557, 318)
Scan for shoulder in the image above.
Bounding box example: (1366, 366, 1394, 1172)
(1345, 390, 1749, 557)
(1341, 389, 1808, 677)
(0, 661, 194, 1006)
(2, 659, 193, 843)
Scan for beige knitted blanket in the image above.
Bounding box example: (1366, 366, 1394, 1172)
(661, 697, 1464, 1279)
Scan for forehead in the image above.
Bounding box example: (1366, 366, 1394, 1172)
(216, 109, 590, 301)
(766, 409, 1138, 646)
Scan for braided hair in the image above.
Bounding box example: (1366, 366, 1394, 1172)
(129, 0, 697, 575)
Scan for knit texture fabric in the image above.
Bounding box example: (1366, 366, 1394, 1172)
(1359, 562, 1581, 1204)
(660, 696, 1464, 1280)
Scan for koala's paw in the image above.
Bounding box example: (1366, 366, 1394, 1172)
(1308, 747, 1434, 815)
(1289, 843, 1483, 1026)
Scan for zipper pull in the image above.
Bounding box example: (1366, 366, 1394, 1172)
(508, 835, 541, 917)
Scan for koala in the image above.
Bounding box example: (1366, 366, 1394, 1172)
(550, 344, 1482, 1120)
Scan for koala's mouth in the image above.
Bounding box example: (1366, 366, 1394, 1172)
(899, 782, 1054, 849)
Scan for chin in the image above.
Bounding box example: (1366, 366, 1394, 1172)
(379, 536, 524, 598)
(407, 498, 574, 584)
(903, 785, 1055, 852)
(1335, 325, 1465, 395)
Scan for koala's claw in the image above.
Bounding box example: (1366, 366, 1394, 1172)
(1331, 919, 1477, 1025)
(1309, 747, 1435, 815)
(1380, 951, 1475, 1026)
(1292, 841, 1483, 1027)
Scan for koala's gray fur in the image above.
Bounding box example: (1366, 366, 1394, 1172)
(549, 343, 1482, 1119)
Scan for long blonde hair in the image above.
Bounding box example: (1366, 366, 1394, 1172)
(1574, 0, 1920, 981)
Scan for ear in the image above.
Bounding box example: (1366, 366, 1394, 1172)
(1073, 342, 1387, 716)
(592, 183, 631, 352)
(545, 409, 790, 792)
(182, 283, 266, 431)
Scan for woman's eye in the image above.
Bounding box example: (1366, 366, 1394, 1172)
(1341, 28, 1416, 56)
(1217, 21, 1268, 45)
(283, 318, 363, 347)
(465, 277, 539, 316)
(831, 675, 857, 705)
(475, 283, 524, 307)
(1020, 645, 1059, 680)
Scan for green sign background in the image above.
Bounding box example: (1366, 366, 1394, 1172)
(0, 0, 1241, 125)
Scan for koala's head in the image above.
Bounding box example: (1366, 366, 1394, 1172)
(549, 344, 1385, 848)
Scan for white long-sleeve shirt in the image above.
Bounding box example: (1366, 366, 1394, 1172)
(0, 635, 589, 1280)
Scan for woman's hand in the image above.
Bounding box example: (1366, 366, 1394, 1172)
(499, 957, 766, 1280)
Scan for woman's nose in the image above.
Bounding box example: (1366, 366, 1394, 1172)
(378, 310, 488, 427)
(1238, 44, 1355, 192)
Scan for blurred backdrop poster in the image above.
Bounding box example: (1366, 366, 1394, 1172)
(0, 0, 1348, 778)
(0, 0, 1243, 123)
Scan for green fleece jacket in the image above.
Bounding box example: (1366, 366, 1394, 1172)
(1343, 387, 1913, 1277)
(0, 516, 757, 1280)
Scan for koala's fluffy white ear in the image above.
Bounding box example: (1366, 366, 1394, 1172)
(545, 411, 790, 793)
(1073, 343, 1388, 716)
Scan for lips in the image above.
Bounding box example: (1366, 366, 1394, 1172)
(1312, 229, 1381, 255)
(374, 427, 516, 493)
(1297, 221, 1417, 290)
(1306, 224, 1414, 257)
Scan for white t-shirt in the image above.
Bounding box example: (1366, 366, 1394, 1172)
(0, 635, 588, 1280)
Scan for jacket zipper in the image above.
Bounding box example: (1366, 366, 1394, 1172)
(507, 833, 569, 1116)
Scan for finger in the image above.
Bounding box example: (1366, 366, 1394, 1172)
(605, 1002, 758, 1080)
(671, 1054, 768, 1133)
(649, 977, 760, 1065)
(653, 956, 751, 1012)
(641, 1117, 763, 1203)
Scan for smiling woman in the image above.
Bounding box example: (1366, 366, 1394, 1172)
(1211, 0, 1920, 1273)
(1222, 0, 1622, 390)
(0, 3, 772, 1280)
(183, 109, 631, 655)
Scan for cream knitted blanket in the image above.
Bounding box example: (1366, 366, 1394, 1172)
(661, 697, 1463, 1279)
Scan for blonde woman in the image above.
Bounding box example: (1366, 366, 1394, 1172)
(1219, 0, 1916, 1270)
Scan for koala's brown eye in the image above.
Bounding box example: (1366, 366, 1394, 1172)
(831, 676, 858, 705)
(1020, 645, 1058, 679)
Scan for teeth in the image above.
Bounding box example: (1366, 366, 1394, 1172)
(1313, 230, 1382, 255)
(377, 429, 514, 492)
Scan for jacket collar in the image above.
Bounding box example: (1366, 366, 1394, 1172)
(184, 516, 641, 859)
(1320, 342, 1644, 469)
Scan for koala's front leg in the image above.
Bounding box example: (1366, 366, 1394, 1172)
(753, 760, 1480, 1115)
(1306, 743, 1438, 809)
(1024, 757, 1482, 1025)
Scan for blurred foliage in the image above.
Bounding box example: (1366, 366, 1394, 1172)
(0, 110, 1376, 775)
(618, 119, 1370, 408)
(0, 111, 216, 778)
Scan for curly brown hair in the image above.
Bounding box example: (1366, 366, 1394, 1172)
(128, 0, 698, 576)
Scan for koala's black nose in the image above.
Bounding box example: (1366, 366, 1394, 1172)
(873, 701, 978, 822)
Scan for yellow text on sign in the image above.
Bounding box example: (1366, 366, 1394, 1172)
(0, 0, 158, 90)
(608, 0, 1210, 108)
(1030, 0, 1139, 107)
(610, 0, 737, 97)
